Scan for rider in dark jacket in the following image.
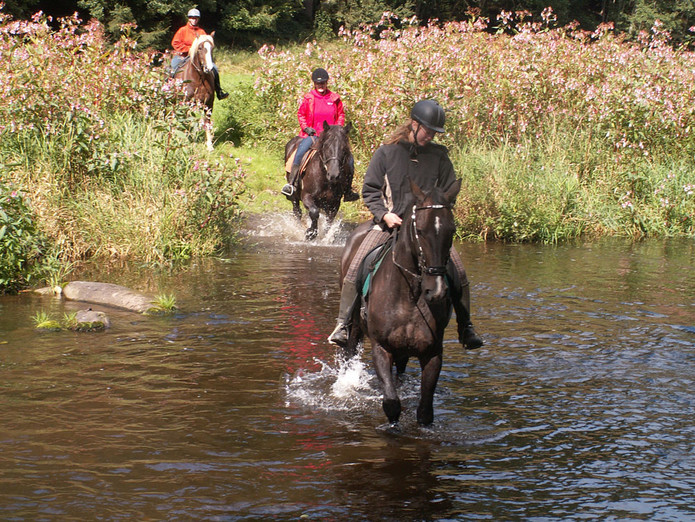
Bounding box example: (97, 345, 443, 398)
(328, 99, 484, 350)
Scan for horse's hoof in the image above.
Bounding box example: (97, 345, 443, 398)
(383, 398, 401, 424)
(417, 407, 434, 427)
(305, 229, 318, 241)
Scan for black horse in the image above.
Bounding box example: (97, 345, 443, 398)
(340, 179, 462, 426)
(284, 122, 354, 240)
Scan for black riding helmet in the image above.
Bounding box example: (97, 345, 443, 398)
(311, 68, 329, 83)
(411, 99, 446, 133)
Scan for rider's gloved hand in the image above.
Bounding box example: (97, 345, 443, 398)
(304, 127, 316, 136)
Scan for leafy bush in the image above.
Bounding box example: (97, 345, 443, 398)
(0, 183, 56, 293)
(0, 11, 245, 264)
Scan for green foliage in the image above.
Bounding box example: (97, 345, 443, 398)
(32, 311, 61, 330)
(4, 0, 695, 46)
(0, 12, 245, 266)
(149, 293, 178, 314)
(75, 0, 199, 48)
(253, 13, 695, 241)
(0, 183, 56, 293)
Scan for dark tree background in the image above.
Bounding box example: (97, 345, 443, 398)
(5, 0, 695, 48)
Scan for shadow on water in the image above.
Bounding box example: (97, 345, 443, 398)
(1, 214, 694, 519)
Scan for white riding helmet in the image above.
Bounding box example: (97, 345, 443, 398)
(187, 8, 201, 18)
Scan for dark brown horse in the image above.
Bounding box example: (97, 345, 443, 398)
(340, 178, 462, 426)
(175, 34, 216, 150)
(284, 122, 354, 240)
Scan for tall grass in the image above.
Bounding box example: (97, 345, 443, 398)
(0, 10, 245, 291)
(253, 10, 695, 241)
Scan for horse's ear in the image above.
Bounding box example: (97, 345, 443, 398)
(210, 31, 215, 38)
(409, 178, 426, 205)
(444, 178, 462, 206)
(323, 120, 330, 132)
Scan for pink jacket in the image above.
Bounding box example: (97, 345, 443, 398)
(297, 90, 345, 137)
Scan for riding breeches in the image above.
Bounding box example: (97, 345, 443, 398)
(343, 227, 470, 290)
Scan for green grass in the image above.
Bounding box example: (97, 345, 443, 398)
(149, 293, 178, 315)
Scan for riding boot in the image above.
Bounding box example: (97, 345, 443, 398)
(343, 161, 360, 202)
(454, 282, 484, 350)
(327, 280, 358, 347)
(343, 189, 361, 202)
(213, 69, 228, 100)
(282, 164, 300, 197)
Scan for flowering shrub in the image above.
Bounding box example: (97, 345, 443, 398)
(0, 11, 202, 181)
(257, 11, 695, 159)
(0, 8, 245, 270)
(256, 10, 695, 240)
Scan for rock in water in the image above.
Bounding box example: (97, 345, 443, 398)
(62, 281, 155, 314)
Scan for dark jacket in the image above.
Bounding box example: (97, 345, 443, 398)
(362, 140, 458, 227)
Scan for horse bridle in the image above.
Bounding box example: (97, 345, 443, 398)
(393, 203, 451, 281)
(319, 148, 345, 172)
(191, 41, 212, 75)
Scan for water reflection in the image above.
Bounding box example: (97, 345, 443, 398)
(1, 216, 694, 519)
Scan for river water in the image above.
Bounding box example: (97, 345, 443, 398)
(1, 214, 694, 520)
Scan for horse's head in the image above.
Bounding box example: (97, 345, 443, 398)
(319, 121, 352, 182)
(190, 34, 215, 75)
(406, 178, 462, 304)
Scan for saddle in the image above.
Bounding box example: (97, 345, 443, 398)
(356, 235, 395, 300)
(284, 147, 319, 179)
(169, 56, 189, 78)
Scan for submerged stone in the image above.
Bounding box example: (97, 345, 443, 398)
(72, 309, 111, 332)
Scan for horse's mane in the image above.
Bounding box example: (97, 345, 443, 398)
(189, 34, 214, 58)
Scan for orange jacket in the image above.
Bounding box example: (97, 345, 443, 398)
(171, 23, 207, 56)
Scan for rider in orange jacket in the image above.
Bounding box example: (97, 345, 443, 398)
(171, 8, 228, 100)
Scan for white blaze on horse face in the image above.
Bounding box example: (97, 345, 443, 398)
(203, 41, 214, 73)
(435, 216, 442, 235)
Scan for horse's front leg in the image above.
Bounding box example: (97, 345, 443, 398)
(291, 197, 302, 222)
(203, 108, 213, 151)
(325, 203, 339, 229)
(417, 351, 443, 426)
(373, 342, 400, 424)
(304, 201, 319, 241)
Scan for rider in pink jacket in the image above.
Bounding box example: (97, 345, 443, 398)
(282, 68, 359, 201)
(297, 88, 345, 137)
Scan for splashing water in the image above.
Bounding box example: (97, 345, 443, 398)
(245, 211, 351, 246)
(285, 351, 381, 413)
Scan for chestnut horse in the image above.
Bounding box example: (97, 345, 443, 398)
(284, 122, 354, 240)
(340, 179, 462, 426)
(175, 34, 216, 151)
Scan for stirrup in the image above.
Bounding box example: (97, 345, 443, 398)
(281, 184, 295, 197)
